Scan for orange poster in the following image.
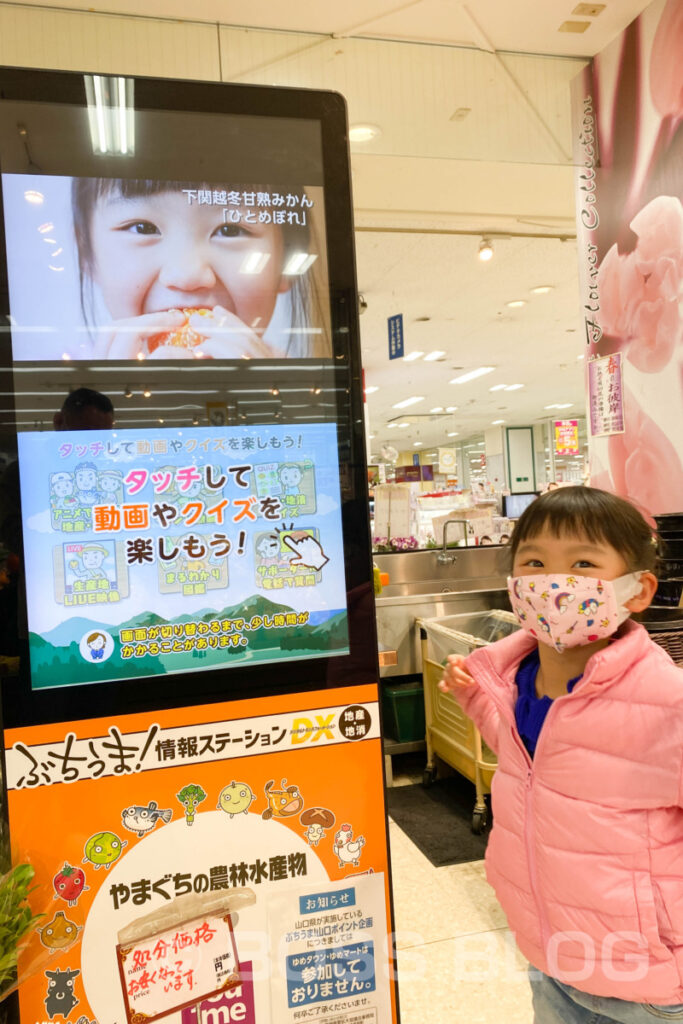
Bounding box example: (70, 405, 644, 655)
(4, 683, 398, 1024)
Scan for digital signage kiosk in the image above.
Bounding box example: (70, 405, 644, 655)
(0, 67, 398, 1023)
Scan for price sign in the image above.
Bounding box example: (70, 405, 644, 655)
(117, 912, 240, 1023)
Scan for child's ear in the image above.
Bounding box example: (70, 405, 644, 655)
(625, 571, 658, 612)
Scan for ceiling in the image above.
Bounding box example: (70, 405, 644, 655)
(10, 0, 653, 58)
(356, 231, 585, 452)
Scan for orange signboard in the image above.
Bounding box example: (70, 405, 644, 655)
(4, 684, 397, 1023)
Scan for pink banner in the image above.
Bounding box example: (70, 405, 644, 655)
(571, 0, 683, 514)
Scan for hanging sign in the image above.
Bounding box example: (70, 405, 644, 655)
(588, 353, 625, 437)
(387, 315, 404, 360)
(554, 420, 579, 455)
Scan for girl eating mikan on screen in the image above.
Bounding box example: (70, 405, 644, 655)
(72, 178, 331, 360)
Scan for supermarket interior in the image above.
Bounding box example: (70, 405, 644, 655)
(0, 1, 681, 1022)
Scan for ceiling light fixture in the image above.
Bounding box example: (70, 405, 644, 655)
(506, 300, 526, 309)
(392, 395, 424, 409)
(531, 285, 553, 294)
(489, 384, 507, 392)
(447, 431, 459, 437)
(413, 441, 423, 447)
(450, 367, 495, 384)
(478, 238, 494, 262)
(143, 388, 151, 398)
(283, 253, 317, 276)
(398, 422, 410, 429)
(84, 74, 135, 156)
(430, 407, 444, 413)
(492, 419, 506, 425)
(423, 350, 446, 362)
(403, 351, 424, 362)
(349, 123, 381, 143)
(365, 385, 379, 394)
(505, 384, 524, 391)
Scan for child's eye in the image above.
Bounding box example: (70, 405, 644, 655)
(122, 220, 159, 235)
(212, 223, 248, 239)
(574, 560, 596, 568)
(522, 559, 544, 568)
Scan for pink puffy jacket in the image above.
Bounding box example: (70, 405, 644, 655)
(457, 620, 683, 1004)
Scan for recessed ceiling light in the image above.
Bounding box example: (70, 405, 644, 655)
(506, 300, 526, 309)
(365, 385, 379, 394)
(505, 384, 524, 391)
(447, 431, 459, 437)
(489, 384, 507, 392)
(349, 123, 381, 142)
(424, 350, 446, 361)
(544, 403, 574, 410)
(430, 406, 444, 413)
(559, 19, 591, 32)
(450, 367, 495, 384)
(392, 395, 424, 408)
(577, 354, 585, 360)
(531, 285, 553, 294)
(446, 406, 458, 412)
(403, 351, 424, 362)
(387, 423, 398, 429)
(398, 422, 410, 428)
(492, 419, 506, 425)
(369, 434, 376, 439)
(413, 441, 423, 447)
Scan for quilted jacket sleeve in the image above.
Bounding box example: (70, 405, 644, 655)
(449, 680, 501, 754)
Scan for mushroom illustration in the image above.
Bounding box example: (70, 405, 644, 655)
(300, 807, 336, 847)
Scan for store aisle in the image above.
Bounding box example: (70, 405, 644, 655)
(388, 765, 533, 1022)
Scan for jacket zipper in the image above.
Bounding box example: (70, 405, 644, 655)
(479, 667, 574, 963)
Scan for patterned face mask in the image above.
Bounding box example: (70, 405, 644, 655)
(507, 572, 644, 652)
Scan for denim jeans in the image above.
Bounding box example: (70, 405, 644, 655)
(529, 970, 683, 1023)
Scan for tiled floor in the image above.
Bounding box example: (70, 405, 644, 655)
(388, 758, 534, 1023)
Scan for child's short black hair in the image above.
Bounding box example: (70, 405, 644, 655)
(509, 486, 658, 573)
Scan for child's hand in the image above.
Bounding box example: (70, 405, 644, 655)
(439, 655, 476, 695)
(94, 311, 187, 360)
(189, 306, 280, 359)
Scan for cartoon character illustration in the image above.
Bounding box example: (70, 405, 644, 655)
(83, 831, 126, 870)
(578, 598, 601, 626)
(74, 462, 100, 506)
(177, 783, 206, 825)
(600, 617, 611, 628)
(53, 864, 89, 907)
(50, 472, 76, 510)
(300, 807, 336, 847)
(122, 801, 173, 837)
(69, 544, 110, 581)
(512, 578, 524, 601)
(217, 781, 256, 818)
(554, 592, 576, 614)
(528, 581, 536, 592)
(333, 824, 365, 868)
(597, 580, 604, 595)
(86, 632, 107, 661)
(255, 533, 280, 565)
(45, 967, 79, 1020)
(279, 464, 303, 496)
(261, 779, 304, 820)
(566, 576, 578, 586)
(38, 912, 81, 954)
(537, 614, 551, 635)
(98, 470, 123, 498)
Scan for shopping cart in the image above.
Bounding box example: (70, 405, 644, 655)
(418, 610, 519, 833)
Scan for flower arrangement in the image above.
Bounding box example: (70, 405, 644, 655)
(372, 536, 419, 552)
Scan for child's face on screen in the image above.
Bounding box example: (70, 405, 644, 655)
(89, 190, 290, 328)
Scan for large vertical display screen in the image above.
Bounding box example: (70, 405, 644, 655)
(2, 173, 331, 361)
(18, 423, 348, 689)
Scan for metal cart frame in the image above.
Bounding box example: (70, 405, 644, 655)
(418, 611, 518, 833)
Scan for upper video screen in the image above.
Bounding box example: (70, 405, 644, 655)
(2, 172, 331, 361)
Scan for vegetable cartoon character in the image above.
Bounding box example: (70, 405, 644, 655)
(83, 831, 127, 870)
(45, 967, 79, 1019)
(177, 783, 206, 826)
(300, 807, 336, 846)
(217, 781, 256, 818)
(53, 864, 89, 907)
(38, 911, 81, 953)
(261, 779, 304, 820)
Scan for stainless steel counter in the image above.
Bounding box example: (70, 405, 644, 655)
(374, 547, 510, 677)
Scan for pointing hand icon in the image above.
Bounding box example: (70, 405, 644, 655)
(282, 534, 329, 571)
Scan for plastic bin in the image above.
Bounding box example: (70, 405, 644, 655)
(381, 680, 426, 743)
(418, 610, 519, 833)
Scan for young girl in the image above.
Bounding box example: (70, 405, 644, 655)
(440, 486, 683, 1023)
(71, 178, 331, 360)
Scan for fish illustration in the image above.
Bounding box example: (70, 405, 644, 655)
(122, 801, 173, 837)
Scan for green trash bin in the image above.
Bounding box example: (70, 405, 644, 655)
(381, 681, 426, 742)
